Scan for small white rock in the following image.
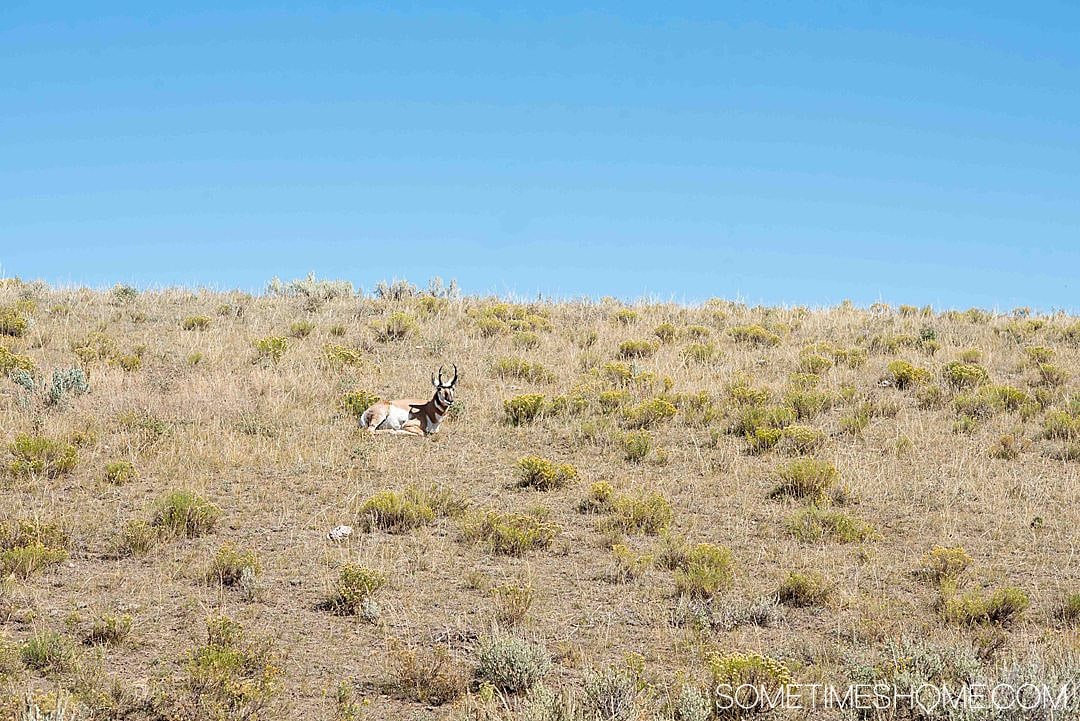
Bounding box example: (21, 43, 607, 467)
(327, 525, 353, 542)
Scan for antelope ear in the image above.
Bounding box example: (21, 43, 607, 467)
(408, 403, 426, 412)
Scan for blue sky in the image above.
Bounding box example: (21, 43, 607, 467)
(1, 2, 1077, 310)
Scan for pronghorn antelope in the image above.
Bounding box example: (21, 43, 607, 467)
(359, 364, 458, 436)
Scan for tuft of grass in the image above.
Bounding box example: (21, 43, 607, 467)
(579, 481, 616, 514)
(8, 434, 78, 478)
(324, 564, 387, 616)
(151, 490, 221, 539)
(356, 489, 437, 533)
(611, 544, 653, 582)
(182, 315, 211, 331)
(942, 586, 1029, 626)
(682, 342, 717, 364)
(916, 546, 973, 582)
(786, 507, 878, 543)
(673, 543, 735, 599)
(103, 460, 136, 485)
(1056, 593, 1080, 624)
(653, 323, 677, 343)
(288, 320, 315, 338)
(503, 394, 545, 425)
(515, 455, 579, 491)
(115, 519, 157, 557)
(797, 354, 832, 375)
(492, 581, 535, 626)
(612, 308, 638, 325)
(768, 458, 838, 502)
(1035, 363, 1069, 388)
(776, 571, 833, 607)
(474, 635, 552, 693)
(512, 331, 541, 349)
(20, 631, 75, 675)
(387, 642, 469, 706)
(706, 652, 790, 711)
(461, 509, 560, 556)
(617, 339, 658, 359)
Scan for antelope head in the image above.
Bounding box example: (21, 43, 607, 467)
(431, 363, 458, 408)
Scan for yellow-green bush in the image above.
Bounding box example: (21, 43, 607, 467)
(515, 455, 578, 490)
(324, 564, 387, 615)
(769, 458, 838, 502)
(653, 323, 677, 343)
(603, 492, 673, 535)
(673, 543, 735, 599)
(797, 354, 833, 375)
(461, 509, 560, 556)
(682, 342, 717, 364)
(374, 311, 418, 342)
(942, 361, 990, 389)
(207, 543, 260, 586)
(323, 343, 364, 368)
(598, 389, 630, 413)
(104, 460, 136, 485)
(786, 507, 877, 543)
(728, 324, 781, 347)
(182, 315, 211, 331)
(1035, 363, 1069, 388)
(611, 544, 653, 582)
(548, 393, 589, 416)
(503, 393, 545, 425)
(618, 339, 658, 359)
(0, 345, 34, 377)
(942, 586, 1028, 626)
(152, 490, 221, 539)
(492, 357, 555, 383)
(612, 308, 638, 325)
(7, 434, 77, 478)
(620, 431, 652, 463)
(512, 331, 541, 349)
(916, 546, 972, 582)
(621, 397, 677, 428)
(776, 571, 833, 607)
(253, 335, 288, 363)
(579, 481, 616, 514)
(707, 652, 791, 708)
(0, 307, 28, 337)
(341, 390, 380, 419)
(885, 360, 933, 389)
(357, 489, 438, 532)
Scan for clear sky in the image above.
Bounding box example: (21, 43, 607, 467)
(1, 2, 1077, 310)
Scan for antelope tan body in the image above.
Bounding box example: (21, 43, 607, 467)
(359, 365, 457, 437)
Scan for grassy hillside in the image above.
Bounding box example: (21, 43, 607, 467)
(1, 276, 1078, 720)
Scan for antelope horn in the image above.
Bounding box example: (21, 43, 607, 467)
(431, 370, 438, 387)
(437, 365, 446, 386)
(450, 363, 458, 386)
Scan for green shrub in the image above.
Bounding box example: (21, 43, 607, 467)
(324, 564, 387, 616)
(728, 325, 781, 347)
(579, 482, 616, 514)
(707, 652, 790, 712)
(682, 342, 717, 364)
(515, 456, 578, 490)
(942, 586, 1029, 625)
(512, 331, 541, 349)
(673, 543, 735, 599)
(357, 489, 437, 533)
(916, 546, 972, 582)
(611, 544, 653, 582)
(0, 345, 35, 377)
(174, 615, 280, 717)
(20, 631, 75, 674)
(152, 490, 221, 539)
(1035, 363, 1069, 387)
(340, 390, 380, 419)
(0, 542, 68, 578)
(885, 360, 932, 389)
(620, 431, 652, 463)
(784, 389, 836, 420)
(7, 434, 77, 478)
(958, 348, 983, 363)
(598, 389, 630, 413)
(621, 397, 677, 428)
(207, 543, 260, 586)
(104, 460, 136, 485)
(612, 308, 638, 325)
(769, 458, 838, 501)
(684, 325, 712, 341)
(328, 324, 347, 337)
(374, 311, 419, 342)
(653, 323, 678, 343)
(1043, 410, 1080, 440)
(475, 635, 551, 693)
(797, 354, 832, 375)
(492, 357, 554, 383)
(491, 582, 535, 626)
(253, 335, 288, 363)
(786, 507, 878, 543)
(1056, 593, 1080, 624)
(461, 509, 560, 556)
(776, 571, 833, 607)
(116, 519, 157, 557)
(503, 394, 545, 425)
(618, 339, 658, 359)
(777, 424, 825, 455)
(0, 307, 29, 337)
(942, 361, 990, 389)
(604, 492, 673, 535)
(182, 315, 211, 331)
(548, 393, 588, 416)
(323, 343, 364, 368)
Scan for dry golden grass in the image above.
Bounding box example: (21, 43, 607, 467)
(0, 279, 1078, 719)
